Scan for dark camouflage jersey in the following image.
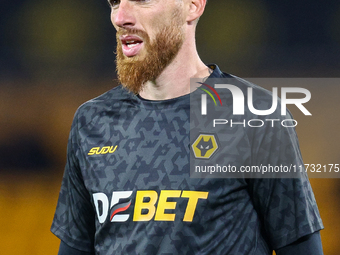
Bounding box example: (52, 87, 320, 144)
(51, 65, 323, 255)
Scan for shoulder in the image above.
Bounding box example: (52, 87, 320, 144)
(78, 85, 133, 112)
(211, 73, 286, 119)
(209, 65, 277, 105)
(73, 85, 137, 128)
(229, 75, 277, 104)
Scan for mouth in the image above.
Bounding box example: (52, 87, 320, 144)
(120, 35, 144, 57)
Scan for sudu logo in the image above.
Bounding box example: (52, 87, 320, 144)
(88, 145, 118, 155)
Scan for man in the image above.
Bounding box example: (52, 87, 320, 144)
(51, 0, 324, 254)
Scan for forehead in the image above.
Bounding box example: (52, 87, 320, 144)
(108, 0, 181, 6)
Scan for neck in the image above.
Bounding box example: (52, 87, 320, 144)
(139, 35, 210, 100)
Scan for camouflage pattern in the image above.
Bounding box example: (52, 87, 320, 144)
(51, 65, 323, 254)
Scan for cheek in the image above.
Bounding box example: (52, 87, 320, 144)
(147, 16, 171, 39)
(110, 11, 117, 28)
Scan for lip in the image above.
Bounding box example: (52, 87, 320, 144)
(120, 35, 144, 57)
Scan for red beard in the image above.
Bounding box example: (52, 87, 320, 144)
(115, 8, 185, 94)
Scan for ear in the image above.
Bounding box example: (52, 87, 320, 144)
(186, 0, 207, 23)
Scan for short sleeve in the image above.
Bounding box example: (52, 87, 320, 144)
(246, 110, 324, 250)
(51, 113, 95, 253)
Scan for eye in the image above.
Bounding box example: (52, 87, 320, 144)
(133, 0, 151, 3)
(108, 0, 120, 7)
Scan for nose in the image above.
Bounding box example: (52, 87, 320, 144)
(111, 1, 136, 28)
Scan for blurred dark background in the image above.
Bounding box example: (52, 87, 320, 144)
(0, 0, 339, 254)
